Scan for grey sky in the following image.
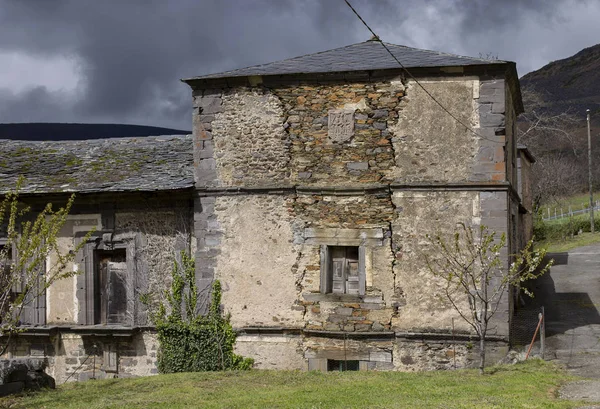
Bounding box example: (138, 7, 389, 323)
(0, 0, 598, 130)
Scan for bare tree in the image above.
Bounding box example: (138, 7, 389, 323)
(0, 179, 91, 355)
(518, 86, 586, 207)
(425, 223, 552, 374)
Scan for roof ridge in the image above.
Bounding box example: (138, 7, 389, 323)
(381, 42, 509, 64)
(183, 40, 510, 82)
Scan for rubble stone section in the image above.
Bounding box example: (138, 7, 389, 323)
(274, 81, 404, 186)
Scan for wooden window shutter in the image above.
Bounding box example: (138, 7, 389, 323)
(84, 250, 95, 325)
(31, 265, 46, 325)
(35, 273, 47, 325)
(106, 261, 128, 324)
(319, 245, 331, 293)
(358, 245, 366, 296)
(19, 259, 46, 325)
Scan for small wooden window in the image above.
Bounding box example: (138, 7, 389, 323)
(320, 245, 366, 295)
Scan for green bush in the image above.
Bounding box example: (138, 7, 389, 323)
(148, 253, 254, 373)
(537, 213, 600, 243)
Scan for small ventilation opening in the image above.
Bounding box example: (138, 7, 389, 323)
(327, 359, 359, 372)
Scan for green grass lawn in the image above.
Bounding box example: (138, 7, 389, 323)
(539, 231, 600, 252)
(0, 361, 585, 409)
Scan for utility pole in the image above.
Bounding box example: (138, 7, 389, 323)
(588, 109, 595, 233)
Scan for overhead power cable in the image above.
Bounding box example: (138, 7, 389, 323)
(343, 0, 497, 143)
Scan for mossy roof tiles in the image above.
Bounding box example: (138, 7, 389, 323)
(0, 135, 193, 194)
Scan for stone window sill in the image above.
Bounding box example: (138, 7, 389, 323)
(303, 293, 367, 303)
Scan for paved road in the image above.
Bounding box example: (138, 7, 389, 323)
(534, 244, 600, 406)
(542, 244, 600, 378)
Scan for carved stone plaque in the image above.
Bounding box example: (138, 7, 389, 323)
(328, 109, 354, 142)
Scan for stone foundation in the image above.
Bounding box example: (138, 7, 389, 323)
(2, 330, 158, 384)
(234, 331, 508, 372)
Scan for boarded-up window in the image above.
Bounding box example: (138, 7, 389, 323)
(320, 246, 366, 295)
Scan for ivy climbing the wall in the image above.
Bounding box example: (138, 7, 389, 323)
(144, 252, 254, 373)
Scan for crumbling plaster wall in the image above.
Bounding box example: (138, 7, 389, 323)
(234, 334, 305, 370)
(391, 191, 481, 333)
(195, 79, 406, 188)
(391, 78, 481, 182)
(212, 194, 305, 329)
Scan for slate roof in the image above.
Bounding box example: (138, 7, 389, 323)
(0, 135, 194, 194)
(184, 40, 507, 81)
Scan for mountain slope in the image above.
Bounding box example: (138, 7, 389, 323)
(520, 43, 600, 117)
(0, 123, 190, 141)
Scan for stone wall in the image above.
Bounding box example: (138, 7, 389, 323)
(212, 194, 305, 328)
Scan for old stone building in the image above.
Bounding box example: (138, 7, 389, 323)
(1, 40, 528, 378)
(182, 40, 525, 371)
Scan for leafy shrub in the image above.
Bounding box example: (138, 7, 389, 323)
(148, 252, 253, 373)
(537, 214, 600, 242)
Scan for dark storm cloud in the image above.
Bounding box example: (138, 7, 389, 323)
(0, 0, 597, 129)
(0, 0, 384, 128)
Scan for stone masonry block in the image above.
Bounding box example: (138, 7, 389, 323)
(198, 158, 216, 170)
(195, 96, 222, 114)
(198, 144, 214, 159)
(196, 130, 212, 140)
(194, 219, 208, 231)
(476, 147, 495, 162)
(370, 351, 392, 362)
(334, 307, 353, 316)
(346, 162, 369, 170)
(480, 112, 505, 127)
(480, 79, 505, 90)
(200, 196, 216, 204)
(491, 100, 505, 114)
